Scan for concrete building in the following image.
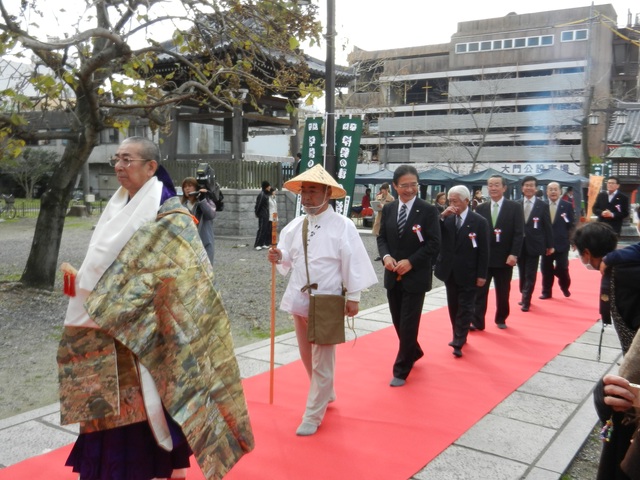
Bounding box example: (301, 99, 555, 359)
(339, 4, 640, 176)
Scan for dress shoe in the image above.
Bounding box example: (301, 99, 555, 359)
(562, 289, 571, 297)
(374, 256, 381, 261)
(517, 301, 523, 306)
(389, 377, 406, 387)
(448, 341, 455, 347)
(452, 347, 463, 358)
(497, 323, 508, 329)
(521, 304, 530, 312)
(296, 422, 319, 436)
(469, 325, 477, 331)
(539, 293, 551, 299)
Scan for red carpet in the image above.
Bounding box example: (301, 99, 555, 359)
(1, 260, 600, 480)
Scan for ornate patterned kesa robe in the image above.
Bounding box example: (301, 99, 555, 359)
(57, 197, 254, 480)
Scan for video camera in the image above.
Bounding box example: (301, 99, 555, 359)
(196, 163, 215, 191)
(195, 163, 224, 211)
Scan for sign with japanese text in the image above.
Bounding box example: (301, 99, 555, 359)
(300, 117, 324, 173)
(295, 117, 325, 216)
(334, 117, 363, 217)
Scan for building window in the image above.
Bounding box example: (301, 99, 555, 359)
(128, 125, 148, 138)
(100, 128, 118, 144)
(455, 34, 555, 54)
(541, 35, 553, 45)
(561, 29, 588, 42)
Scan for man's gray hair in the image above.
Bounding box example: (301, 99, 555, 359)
(121, 136, 160, 161)
(448, 185, 471, 201)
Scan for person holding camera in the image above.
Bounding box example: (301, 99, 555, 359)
(181, 177, 217, 265)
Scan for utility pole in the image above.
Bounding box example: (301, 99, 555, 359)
(324, 0, 336, 179)
(581, 86, 595, 178)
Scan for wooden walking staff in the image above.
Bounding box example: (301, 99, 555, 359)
(269, 213, 278, 404)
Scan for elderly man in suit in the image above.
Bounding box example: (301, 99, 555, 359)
(377, 165, 440, 386)
(593, 176, 629, 236)
(435, 185, 489, 358)
(540, 182, 575, 299)
(517, 176, 554, 312)
(473, 174, 524, 330)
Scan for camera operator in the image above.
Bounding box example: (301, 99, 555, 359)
(181, 177, 216, 265)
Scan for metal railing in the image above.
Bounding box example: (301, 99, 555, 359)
(163, 160, 296, 190)
(5, 199, 108, 219)
(3, 162, 298, 218)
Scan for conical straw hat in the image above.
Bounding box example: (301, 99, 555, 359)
(283, 164, 347, 199)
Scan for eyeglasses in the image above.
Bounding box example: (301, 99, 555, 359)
(396, 182, 418, 189)
(108, 155, 150, 168)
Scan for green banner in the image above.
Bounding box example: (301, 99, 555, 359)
(300, 117, 324, 173)
(295, 117, 325, 216)
(334, 117, 363, 217)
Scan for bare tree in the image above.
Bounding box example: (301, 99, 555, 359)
(0, 0, 322, 289)
(1, 147, 58, 198)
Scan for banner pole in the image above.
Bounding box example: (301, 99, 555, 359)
(269, 213, 278, 404)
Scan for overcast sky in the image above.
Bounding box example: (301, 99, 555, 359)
(8, 1, 636, 64)
(307, 1, 637, 64)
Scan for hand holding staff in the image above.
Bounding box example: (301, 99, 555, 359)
(269, 213, 278, 404)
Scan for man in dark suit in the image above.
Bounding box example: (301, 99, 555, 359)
(435, 185, 489, 358)
(517, 176, 554, 312)
(593, 176, 629, 236)
(377, 165, 440, 386)
(540, 182, 575, 299)
(474, 175, 524, 329)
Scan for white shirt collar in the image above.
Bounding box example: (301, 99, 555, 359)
(399, 196, 417, 212)
(458, 207, 469, 223)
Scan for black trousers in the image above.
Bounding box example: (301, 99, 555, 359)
(517, 249, 540, 306)
(444, 278, 477, 348)
(254, 214, 270, 247)
(474, 266, 513, 328)
(387, 285, 425, 380)
(540, 250, 570, 295)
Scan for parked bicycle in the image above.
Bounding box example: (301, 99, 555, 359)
(0, 194, 17, 219)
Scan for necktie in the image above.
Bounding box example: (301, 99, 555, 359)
(456, 215, 462, 231)
(492, 203, 499, 226)
(398, 204, 407, 237)
(524, 199, 532, 222)
(550, 202, 557, 222)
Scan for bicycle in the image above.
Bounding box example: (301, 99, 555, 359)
(0, 194, 17, 219)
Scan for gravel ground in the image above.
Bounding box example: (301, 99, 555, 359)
(0, 215, 601, 477)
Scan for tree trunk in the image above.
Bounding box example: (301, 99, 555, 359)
(21, 134, 96, 289)
(21, 186, 70, 289)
